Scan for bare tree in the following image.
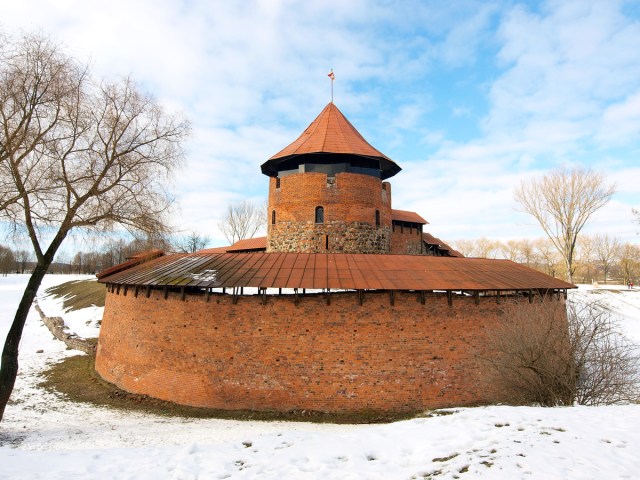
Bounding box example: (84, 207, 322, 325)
(176, 230, 211, 253)
(534, 238, 562, 278)
(593, 234, 621, 284)
(485, 295, 639, 406)
(0, 32, 189, 421)
(14, 249, 32, 274)
(569, 299, 639, 405)
(218, 200, 265, 245)
(451, 239, 476, 257)
(517, 238, 538, 268)
(475, 237, 500, 259)
(618, 243, 639, 285)
(501, 239, 522, 262)
(0, 245, 14, 276)
(576, 235, 596, 284)
(485, 297, 575, 406)
(514, 166, 615, 283)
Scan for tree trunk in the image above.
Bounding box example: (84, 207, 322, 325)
(0, 263, 49, 422)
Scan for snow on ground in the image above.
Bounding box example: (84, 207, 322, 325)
(0, 275, 639, 479)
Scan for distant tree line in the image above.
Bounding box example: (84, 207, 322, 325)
(0, 229, 212, 276)
(452, 234, 640, 285)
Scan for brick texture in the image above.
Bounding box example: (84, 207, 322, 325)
(267, 172, 392, 253)
(96, 289, 567, 414)
(390, 226, 424, 254)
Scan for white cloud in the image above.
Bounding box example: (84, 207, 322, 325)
(597, 91, 640, 143)
(487, 0, 640, 149)
(2, 0, 639, 245)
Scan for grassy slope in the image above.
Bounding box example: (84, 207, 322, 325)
(45, 280, 106, 310)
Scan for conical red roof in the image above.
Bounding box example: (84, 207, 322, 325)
(261, 103, 401, 179)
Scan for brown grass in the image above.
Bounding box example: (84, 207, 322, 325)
(39, 354, 413, 424)
(45, 280, 106, 311)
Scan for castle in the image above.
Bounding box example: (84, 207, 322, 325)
(95, 102, 574, 414)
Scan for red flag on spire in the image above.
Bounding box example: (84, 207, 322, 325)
(328, 69, 335, 80)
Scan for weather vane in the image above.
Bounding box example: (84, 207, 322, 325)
(328, 68, 335, 103)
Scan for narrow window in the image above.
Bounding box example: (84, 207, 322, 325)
(375, 210, 380, 227)
(315, 206, 324, 224)
(325, 235, 329, 249)
(275, 177, 281, 189)
(271, 210, 276, 225)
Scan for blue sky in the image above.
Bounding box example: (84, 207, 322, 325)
(2, 0, 640, 247)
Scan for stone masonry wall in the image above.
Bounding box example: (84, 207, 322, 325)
(267, 172, 392, 253)
(269, 222, 391, 253)
(95, 289, 567, 414)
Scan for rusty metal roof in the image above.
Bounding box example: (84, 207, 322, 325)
(197, 237, 267, 254)
(197, 246, 229, 254)
(227, 236, 267, 252)
(422, 232, 453, 250)
(97, 252, 575, 291)
(96, 249, 164, 280)
(422, 233, 440, 245)
(422, 233, 457, 253)
(392, 209, 428, 224)
(261, 103, 401, 179)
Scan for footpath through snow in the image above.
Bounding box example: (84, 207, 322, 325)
(0, 274, 639, 479)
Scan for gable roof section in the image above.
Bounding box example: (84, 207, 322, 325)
(227, 236, 267, 252)
(421, 233, 465, 258)
(98, 252, 575, 292)
(392, 209, 428, 224)
(197, 246, 229, 254)
(197, 237, 267, 254)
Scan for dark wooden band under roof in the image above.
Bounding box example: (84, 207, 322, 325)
(97, 252, 575, 292)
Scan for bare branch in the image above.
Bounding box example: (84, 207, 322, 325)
(218, 200, 265, 245)
(514, 166, 616, 283)
(0, 31, 190, 422)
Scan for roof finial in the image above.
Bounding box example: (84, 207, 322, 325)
(327, 68, 335, 103)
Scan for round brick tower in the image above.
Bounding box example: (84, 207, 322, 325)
(262, 103, 401, 253)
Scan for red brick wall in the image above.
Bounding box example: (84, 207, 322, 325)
(391, 226, 424, 254)
(96, 289, 567, 414)
(267, 172, 392, 253)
